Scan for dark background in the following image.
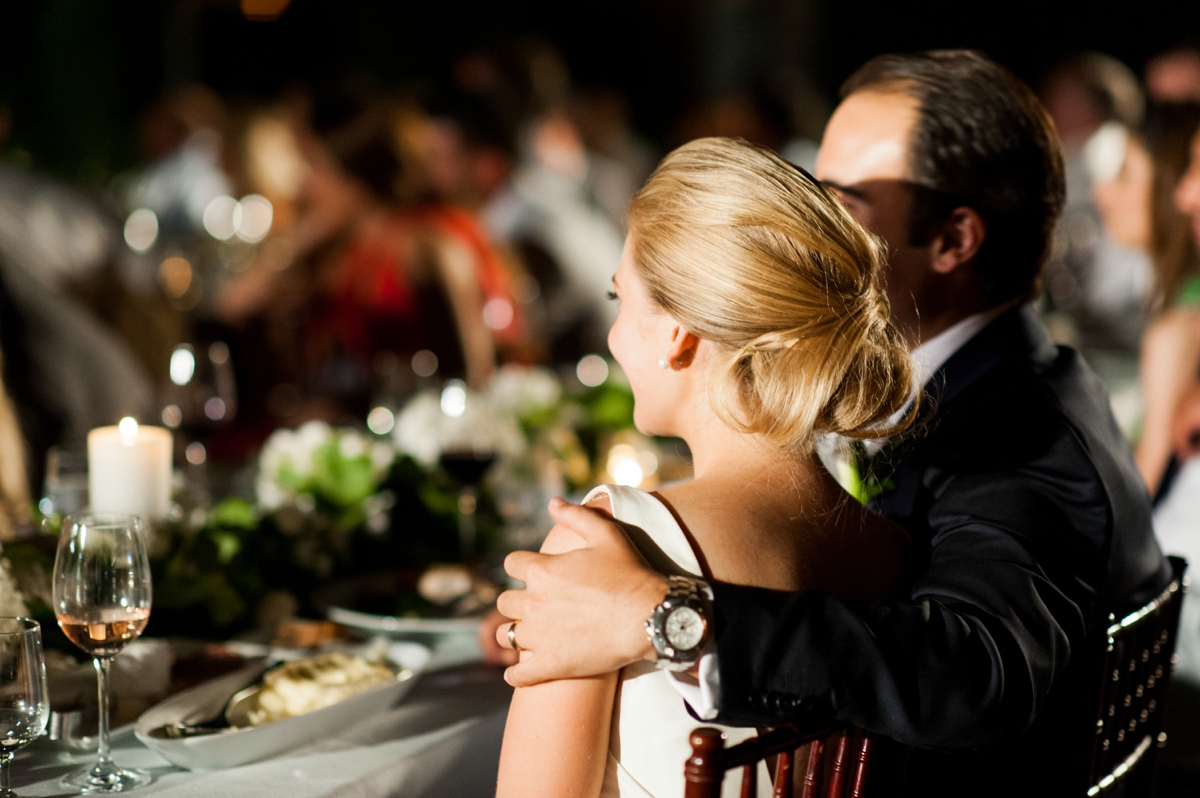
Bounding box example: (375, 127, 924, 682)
(2, 0, 1198, 182)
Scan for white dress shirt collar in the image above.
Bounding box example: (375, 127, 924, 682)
(910, 305, 1011, 389)
(859, 305, 1011, 457)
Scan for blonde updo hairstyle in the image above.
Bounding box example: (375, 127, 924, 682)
(626, 137, 916, 452)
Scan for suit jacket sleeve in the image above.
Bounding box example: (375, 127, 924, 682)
(711, 467, 1092, 750)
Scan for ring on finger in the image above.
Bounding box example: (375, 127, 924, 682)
(506, 621, 521, 651)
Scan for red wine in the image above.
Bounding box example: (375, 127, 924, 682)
(439, 450, 497, 484)
(57, 608, 150, 658)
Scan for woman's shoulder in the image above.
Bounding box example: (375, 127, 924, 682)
(653, 471, 908, 598)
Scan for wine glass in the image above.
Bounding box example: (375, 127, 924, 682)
(0, 619, 49, 798)
(53, 515, 152, 793)
(439, 450, 497, 560)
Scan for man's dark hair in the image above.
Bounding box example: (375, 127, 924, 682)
(842, 50, 1066, 305)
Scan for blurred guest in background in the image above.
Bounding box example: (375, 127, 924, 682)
(483, 111, 626, 362)
(463, 42, 630, 362)
(1040, 52, 1152, 352)
(391, 100, 532, 363)
(1147, 46, 1200, 102)
(570, 86, 657, 216)
(0, 345, 29, 539)
(218, 88, 500, 425)
(125, 85, 233, 238)
(1154, 119, 1200, 483)
(1092, 103, 1200, 496)
(0, 110, 154, 492)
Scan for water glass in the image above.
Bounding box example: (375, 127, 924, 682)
(0, 618, 50, 798)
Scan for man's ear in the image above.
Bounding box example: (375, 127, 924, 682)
(665, 326, 700, 369)
(930, 207, 986, 275)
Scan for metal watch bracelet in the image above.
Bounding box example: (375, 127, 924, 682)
(646, 575, 713, 671)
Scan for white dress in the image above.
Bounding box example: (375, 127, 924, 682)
(585, 484, 770, 798)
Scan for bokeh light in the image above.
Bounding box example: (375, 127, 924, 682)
(367, 406, 395, 435)
(118, 417, 139, 439)
(159, 257, 193, 299)
(411, 349, 439, 378)
(204, 397, 227, 420)
(161, 405, 182, 428)
(209, 341, 230, 365)
(612, 459, 644, 487)
(203, 195, 241, 240)
(185, 442, 207, 465)
(123, 208, 158, 253)
(483, 297, 514, 330)
(169, 346, 196, 386)
(236, 194, 274, 243)
(577, 354, 609, 387)
(440, 380, 467, 418)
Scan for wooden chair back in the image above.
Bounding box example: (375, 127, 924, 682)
(1085, 555, 1187, 796)
(684, 724, 882, 798)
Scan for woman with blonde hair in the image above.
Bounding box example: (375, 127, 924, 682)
(495, 137, 915, 798)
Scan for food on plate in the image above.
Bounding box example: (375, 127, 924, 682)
(247, 653, 394, 725)
(415, 564, 498, 615)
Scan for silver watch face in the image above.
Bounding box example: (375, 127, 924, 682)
(665, 606, 705, 651)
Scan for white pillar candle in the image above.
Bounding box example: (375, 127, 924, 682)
(87, 418, 173, 520)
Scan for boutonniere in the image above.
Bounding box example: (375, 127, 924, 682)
(836, 441, 897, 505)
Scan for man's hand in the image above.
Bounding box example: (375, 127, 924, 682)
(1173, 383, 1200, 462)
(496, 497, 668, 687)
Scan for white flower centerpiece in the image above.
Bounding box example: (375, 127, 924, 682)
(255, 420, 397, 577)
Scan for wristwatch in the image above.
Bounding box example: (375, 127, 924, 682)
(645, 575, 713, 671)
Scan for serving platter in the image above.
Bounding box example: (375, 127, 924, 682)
(134, 641, 431, 770)
(326, 605, 481, 635)
(314, 571, 489, 637)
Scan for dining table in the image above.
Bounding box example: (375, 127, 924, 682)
(10, 633, 512, 798)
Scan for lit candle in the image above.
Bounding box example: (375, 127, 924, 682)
(87, 418, 173, 520)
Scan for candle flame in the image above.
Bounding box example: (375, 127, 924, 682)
(118, 417, 139, 444)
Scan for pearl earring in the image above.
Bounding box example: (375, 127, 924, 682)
(657, 357, 669, 370)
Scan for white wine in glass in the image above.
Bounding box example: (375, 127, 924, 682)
(53, 515, 152, 793)
(0, 618, 49, 798)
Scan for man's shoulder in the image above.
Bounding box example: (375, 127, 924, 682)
(909, 334, 1164, 615)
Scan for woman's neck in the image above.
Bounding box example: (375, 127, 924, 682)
(674, 389, 823, 490)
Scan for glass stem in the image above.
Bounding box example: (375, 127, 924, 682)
(458, 486, 477, 561)
(94, 657, 112, 769)
(0, 751, 12, 797)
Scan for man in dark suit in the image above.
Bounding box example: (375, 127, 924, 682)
(496, 51, 1169, 795)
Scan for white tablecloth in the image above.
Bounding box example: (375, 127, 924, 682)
(11, 637, 512, 798)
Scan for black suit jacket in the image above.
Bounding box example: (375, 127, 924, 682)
(709, 306, 1169, 795)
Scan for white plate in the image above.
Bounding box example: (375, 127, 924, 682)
(134, 641, 431, 770)
(327, 606, 482, 635)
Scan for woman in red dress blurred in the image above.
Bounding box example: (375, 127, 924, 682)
(219, 91, 523, 425)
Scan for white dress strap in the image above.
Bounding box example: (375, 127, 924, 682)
(583, 484, 704, 579)
(583, 484, 766, 798)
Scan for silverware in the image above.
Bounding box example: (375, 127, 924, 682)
(144, 660, 270, 739)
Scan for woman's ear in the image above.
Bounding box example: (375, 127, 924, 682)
(665, 326, 700, 369)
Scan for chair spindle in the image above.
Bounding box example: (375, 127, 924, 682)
(773, 750, 794, 798)
(801, 738, 824, 798)
(825, 729, 854, 798)
(850, 734, 874, 798)
(740, 761, 757, 798)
